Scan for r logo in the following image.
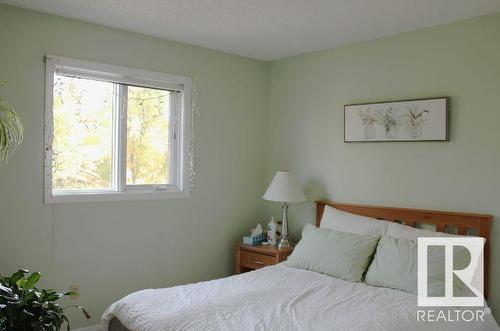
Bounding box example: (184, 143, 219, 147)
(417, 237, 485, 307)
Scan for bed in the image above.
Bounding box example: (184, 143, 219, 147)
(102, 201, 498, 331)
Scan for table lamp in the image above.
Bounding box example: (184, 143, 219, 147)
(263, 170, 305, 249)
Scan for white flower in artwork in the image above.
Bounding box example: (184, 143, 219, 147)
(375, 107, 399, 139)
(401, 105, 429, 138)
(358, 109, 376, 139)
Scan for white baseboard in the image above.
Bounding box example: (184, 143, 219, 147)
(73, 325, 101, 331)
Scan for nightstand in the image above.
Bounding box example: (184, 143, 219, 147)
(234, 243, 293, 274)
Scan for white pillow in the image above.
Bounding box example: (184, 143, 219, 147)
(387, 222, 458, 240)
(364, 235, 476, 296)
(386, 221, 484, 294)
(286, 225, 380, 282)
(320, 205, 390, 236)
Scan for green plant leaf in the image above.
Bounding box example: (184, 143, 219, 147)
(9, 269, 28, 286)
(23, 272, 41, 289)
(15, 278, 25, 288)
(0, 284, 13, 297)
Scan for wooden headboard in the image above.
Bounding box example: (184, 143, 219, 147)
(315, 200, 493, 298)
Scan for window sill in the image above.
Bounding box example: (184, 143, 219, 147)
(45, 189, 189, 204)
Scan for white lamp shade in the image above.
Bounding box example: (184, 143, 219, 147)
(263, 171, 305, 203)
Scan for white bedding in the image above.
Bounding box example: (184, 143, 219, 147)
(102, 265, 499, 331)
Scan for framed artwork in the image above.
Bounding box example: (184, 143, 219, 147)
(344, 97, 449, 142)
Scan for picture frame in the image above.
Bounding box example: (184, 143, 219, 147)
(344, 97, 449, 142)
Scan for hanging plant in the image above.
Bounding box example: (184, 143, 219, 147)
(0, 81, 24, 163)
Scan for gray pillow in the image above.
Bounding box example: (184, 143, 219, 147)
(365, 236, 418, 293)
(365, 235, 474, 296)
(285, 225, 380, 282)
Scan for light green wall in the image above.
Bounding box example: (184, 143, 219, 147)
(2, 3, 500, 328)
(0, 5, 268, 328)
(266, 13, 500, 318)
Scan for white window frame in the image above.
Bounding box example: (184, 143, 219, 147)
(44, 55, 192, 203)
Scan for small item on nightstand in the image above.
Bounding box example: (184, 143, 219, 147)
(267, 217, 277, 246)
(250, 223, 263, 237)
(243, 234, 266, 245)
(243, 223, 266, 245)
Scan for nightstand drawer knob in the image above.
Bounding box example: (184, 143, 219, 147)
(252, 260, 264, 265)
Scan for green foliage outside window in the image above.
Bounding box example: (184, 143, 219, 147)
(52, 75, 170, 190)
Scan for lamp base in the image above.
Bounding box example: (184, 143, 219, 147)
(277, 237, 292, 250)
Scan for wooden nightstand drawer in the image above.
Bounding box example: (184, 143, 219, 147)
(235, 243, 293, 274)
(240, 251, 275, 269)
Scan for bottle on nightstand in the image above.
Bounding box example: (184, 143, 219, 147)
(267, 217, 277, 246)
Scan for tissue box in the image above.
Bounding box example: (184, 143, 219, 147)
(243, 234, 266, 246)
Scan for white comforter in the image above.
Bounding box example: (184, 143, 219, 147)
(102, 265, 499, 331)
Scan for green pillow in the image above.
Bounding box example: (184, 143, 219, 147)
(365, 236, 474, 296)
(285, 225, 380, 282)
(365, 236, 418, 293)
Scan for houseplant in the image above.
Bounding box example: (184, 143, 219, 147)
(0, 81, 24, 163)
(0, 269, 90, 330)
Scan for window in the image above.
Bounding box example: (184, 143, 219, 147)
(44, 56, 192, 203)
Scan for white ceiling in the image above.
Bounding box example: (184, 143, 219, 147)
(2, 0, 500, 60)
